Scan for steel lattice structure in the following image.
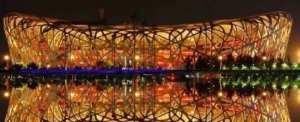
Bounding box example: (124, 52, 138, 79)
(5, 81, 290, 122)
(3, 11, 292, 69)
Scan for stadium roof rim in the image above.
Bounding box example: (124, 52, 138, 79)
(3, 11, 292, 30)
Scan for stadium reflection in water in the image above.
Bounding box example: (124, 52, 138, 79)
(2, 10, 293, 122)
(4, 71, 290, 122)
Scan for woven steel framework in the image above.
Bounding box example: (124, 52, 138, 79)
(3, 11, 292, 69)
(5, 81, 290, 122)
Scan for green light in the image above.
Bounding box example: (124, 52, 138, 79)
(282, 85, 288, 89)
(241, 66, 248, 70)
(282, 63, 288, 67)
(232, 66, 239, 70)
(272, 64, 276, 70)
(282, 63, 289, 70)
(293, 85, 298, 89)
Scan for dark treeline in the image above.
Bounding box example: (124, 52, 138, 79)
(191, 54, 292, 71)
(7, 54, 293, 71)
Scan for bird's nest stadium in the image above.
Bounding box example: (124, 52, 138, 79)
(3, 11, 292, 70)
(3, 11, 293, 122)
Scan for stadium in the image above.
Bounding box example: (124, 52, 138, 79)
(3, 11, 293, 122)
(3, 11, 292, 69)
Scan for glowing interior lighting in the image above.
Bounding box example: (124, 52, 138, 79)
(263, 56, 267, 60)
(135, 55, 140, 60)
(70, 55, 75, 60)
(135, 92, 140, 97)
(70, 92, 75, 98)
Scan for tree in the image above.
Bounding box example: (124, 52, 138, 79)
(105, 60, 114, 68)
(236, 55, 243, 68)
(276, 57, 283, 70)
(253, 55, 260, 67)
(10, 64, 24, 70)
(245, 55, 253, 69)
(287, 55, 292, 69)
(266, 56, 275, 70)
(39, 66, 47, 70)
(74, 65, 82, 70)
(27, 62, 38, 70)
(225, 54, 234, 70)
(96, 60, 105, 69)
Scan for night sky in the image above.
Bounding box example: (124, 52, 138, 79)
(0, 0, 300, 121)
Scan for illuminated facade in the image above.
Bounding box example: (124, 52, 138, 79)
(3, 11, 293, 121)
(3, 11, 292, 69)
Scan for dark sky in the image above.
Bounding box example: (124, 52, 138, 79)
(0, 0, 300, 121)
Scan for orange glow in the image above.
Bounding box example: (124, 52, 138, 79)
(70, 55, 75, 60)
(218, 56, 223, 60)
(218, 92, 223, 97)
(4, 55, 9, 60)
(263, 56, 267, 61)
(4, 91, 9, 97)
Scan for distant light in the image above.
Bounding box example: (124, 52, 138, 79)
(4, 55, 9, 60)
(218, 56, 223, 60)
(135, 55, 140, 60)
(263, 91, 267, 96)
(263, 56, 267, 61)
(135, 92, 140, 97)
(70, 92, 75, 98)
(46, 64, 51, 69)
(218, 92, 223, 97)
(46, 84, 51, 88)
(4, 91, 9, 97)
(70, 55, 75, 60)
(129, 87, 132, 92)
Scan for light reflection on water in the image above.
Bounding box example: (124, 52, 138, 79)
(286, 89, 300, 122)
(0, 79, 299, 121)
(0, 89, 299, 121)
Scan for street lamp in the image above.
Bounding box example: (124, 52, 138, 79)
(262, 91, 267, 96)
(4, 55, 9, 70)
(218, 55, 223, 60)
(263, 56, 267, 61)
(4, 55, 9, 60)
(70, 55, 75, 69)
(134, 55, 140, 70)
(4, 91, 9, 98)
(262, 56, 267, 68)
(218, 55, 223, 90)
(218, 55, 223, 70)
(218, 91, 223, 97)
